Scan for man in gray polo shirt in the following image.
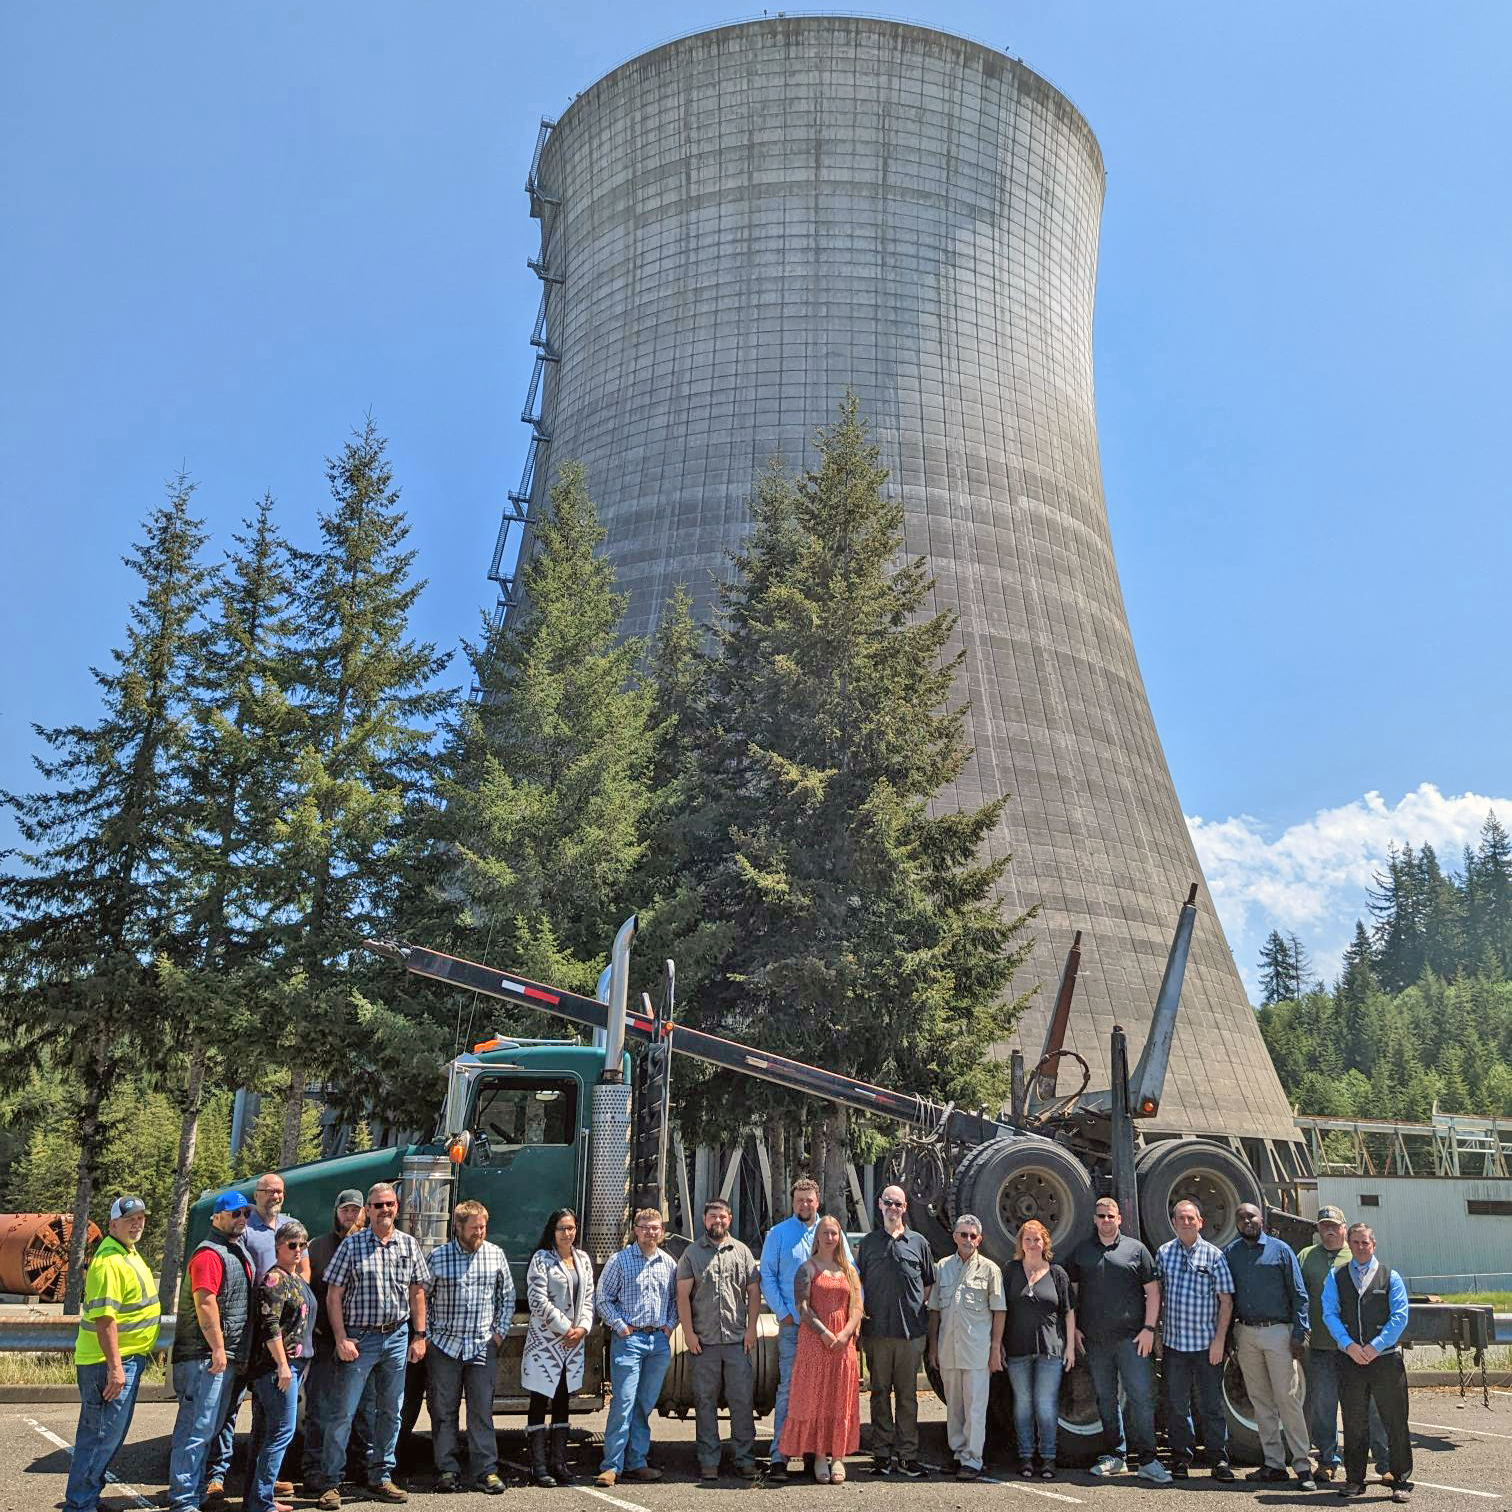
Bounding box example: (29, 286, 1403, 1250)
(676, 1198, 763, 1481)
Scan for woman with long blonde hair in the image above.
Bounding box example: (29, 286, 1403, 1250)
(1005, 1219, 1074, 1479)
(777, 1214, 862, 1482)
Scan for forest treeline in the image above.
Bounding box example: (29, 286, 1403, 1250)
(1257, 819, 1512, 1123)
(0, 399, 1033, 1303)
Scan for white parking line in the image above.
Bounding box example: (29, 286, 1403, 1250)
(1411, 1480, 1500, 1499)
(977, 1475, 1084, 1503)
(18, 1415, 156, 1509)
(581, 1488, 654, 1512)
(1412, 1418, 1512, 1442)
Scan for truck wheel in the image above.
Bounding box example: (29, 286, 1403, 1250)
(1220, 1355, 1263, 1464)
(1055, 1358, 1107, 1466)
(951, 1134, 1095, 1266)
(1136, 1140, 1259, 1249)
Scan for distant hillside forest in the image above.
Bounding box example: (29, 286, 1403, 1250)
(1257, 814, 1512, 1123)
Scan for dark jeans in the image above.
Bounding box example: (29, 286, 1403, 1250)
(64, 1355, 149, 1512)
(247, 1360, 308, 1512)
(1163, 1348, 1228, 1465)
(1304, 1346, 1388, 1472)
(1006, 1354, 1061, 1465)
(1085, 1335, 1157, 1465)
(428, 1342, 499, 1480)
(1339, 1351, 1412, 1489)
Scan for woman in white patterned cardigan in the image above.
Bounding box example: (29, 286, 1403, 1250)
(522, 1207, 595, 1486)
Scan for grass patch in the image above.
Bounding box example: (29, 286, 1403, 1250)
(1441, 1292, 1512, 1310)
(0, 1351, 168, 1386)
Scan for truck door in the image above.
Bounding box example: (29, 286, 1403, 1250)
(456, 1073, 583, 1295)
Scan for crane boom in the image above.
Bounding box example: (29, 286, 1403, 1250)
(362, 937, 1010, 1146)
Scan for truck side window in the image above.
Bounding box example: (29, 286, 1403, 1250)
(471, 1079, 576, 1149)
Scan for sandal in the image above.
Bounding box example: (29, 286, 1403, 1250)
(1020, 1464, 1035, 1480)
(814, 1457, 831, 1484)
(831, 1461, 847, 1484)
(1041, 1466, 1058, 1481)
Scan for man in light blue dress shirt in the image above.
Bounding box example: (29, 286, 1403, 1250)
(759, 1177, 852, 1471)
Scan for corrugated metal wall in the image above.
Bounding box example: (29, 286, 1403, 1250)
(1316, 1176, 1512, 1291)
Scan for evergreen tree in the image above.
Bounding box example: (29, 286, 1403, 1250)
(435, 459, 652, 1004)
(1287, 933, 1316, 997)
(1466, 814, 1512, 974)
(0, 477, 210, 1303)
(1258, 930, 1296, 1005)
(672, 397, 1034, 1211)
(271, 419, 454, 1160)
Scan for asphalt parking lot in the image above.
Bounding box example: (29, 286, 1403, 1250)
(7, 1388, 1510, 1512)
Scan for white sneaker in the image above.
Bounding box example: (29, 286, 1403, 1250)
(1091, 1455, 1127, 1477)
(1139, 1460, 1173, 1484)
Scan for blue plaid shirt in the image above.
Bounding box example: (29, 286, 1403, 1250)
(595, 1243, 679, 1334)
(324, 1227, 431, 1334)
(1156, 1235, 1234, 1352)
(425, 1238, 515, 1362)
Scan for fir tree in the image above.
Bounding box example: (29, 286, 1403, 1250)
(672, 396, 1034, 1211)
(434, 459, 653, 1004)
(0, 477, 210, 1303)
(272, 419, 454, 1160)
(1258, 930, 1296, 1005)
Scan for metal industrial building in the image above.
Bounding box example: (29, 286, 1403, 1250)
(493, 17, 1301, 1159)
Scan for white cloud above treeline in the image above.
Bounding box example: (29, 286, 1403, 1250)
(1186, 784, 1511, 999)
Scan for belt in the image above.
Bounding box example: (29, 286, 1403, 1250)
(630, 1325, 666, 1333)
(1237, 1317, 1289, 1328)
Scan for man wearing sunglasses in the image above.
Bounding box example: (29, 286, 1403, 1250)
(855, 1185, 935, 1478)
(168, 1191, 256, 1512)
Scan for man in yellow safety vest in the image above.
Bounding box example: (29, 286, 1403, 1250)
(65, 1195, 162, 1512)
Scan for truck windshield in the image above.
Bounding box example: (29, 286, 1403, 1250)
(472, 1079, 576, 1148)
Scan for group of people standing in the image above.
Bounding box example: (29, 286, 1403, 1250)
(64, 1170, 1417, 1506)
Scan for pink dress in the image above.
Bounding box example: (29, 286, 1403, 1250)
(778, 1268, 861, 1461)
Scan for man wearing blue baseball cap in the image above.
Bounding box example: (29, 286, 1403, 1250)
(168, 1192, 254, 1512)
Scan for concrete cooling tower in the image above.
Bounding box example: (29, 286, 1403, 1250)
(491, 16, 1304, 1167)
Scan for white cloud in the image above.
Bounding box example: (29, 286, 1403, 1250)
(1186, 784, 1511, 997)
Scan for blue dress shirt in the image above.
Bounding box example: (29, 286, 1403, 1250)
(759, 1215, 852, 1323)
(1321, 1260, 1409, 1353)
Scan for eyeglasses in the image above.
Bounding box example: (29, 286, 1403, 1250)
(230, 1208, 252, 1218)
(1094, 1211, 1119, 1220)
(282, 1241, 308, 1251)
(371, 1201, 397, 1210)
(880, 1199, 906, 1208)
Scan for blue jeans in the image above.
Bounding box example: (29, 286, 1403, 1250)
(769, 1322, 800, 1462)
(602, 1331, 672, 1474)
(246, 1360, 308, 1511)
(64, 1355, 149, 1512)
(1163, 1348, 1228, 1464)
(207, 1383, 246, 1486)
(168, 1358, 241, 1512)
(317, 1327, 408, 1488)
(1305, 1347, 1388, 1472)
(1006, 1354, 1061, 1465)
(1085, 1336, 1157, 1464)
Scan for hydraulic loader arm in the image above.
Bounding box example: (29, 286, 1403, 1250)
(363, 937, 1009, 1145)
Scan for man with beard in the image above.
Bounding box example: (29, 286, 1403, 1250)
(424, 1200, 513, 1494)
(676, 1198, 762, 1481)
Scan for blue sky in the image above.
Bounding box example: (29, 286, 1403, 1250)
(2, 4, 1508, 996)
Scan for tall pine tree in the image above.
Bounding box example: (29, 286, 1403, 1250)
(0, 476, 209, 1303)
(671, 396, 1034, 1211)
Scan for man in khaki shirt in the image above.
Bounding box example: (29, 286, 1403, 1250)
(927, 1213, 1006, 1478)
(676, 1198, 762, 1480)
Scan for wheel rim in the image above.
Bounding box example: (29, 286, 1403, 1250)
(1167, 1167, 1246, 1245)
(1221, 1356, 1259, 1432)
(1058, 1361, 1105, 1437)
(995, 1165, 1078, 1247)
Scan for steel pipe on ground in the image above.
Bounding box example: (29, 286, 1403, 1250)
(0, 1315, 175, 1352)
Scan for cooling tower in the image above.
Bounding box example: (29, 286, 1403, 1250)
(497, 17, 1301, 1152)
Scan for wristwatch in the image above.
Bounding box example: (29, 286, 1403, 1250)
(413, 1330, 428, 1339)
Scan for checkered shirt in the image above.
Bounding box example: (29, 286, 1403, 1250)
(595, 1243, 679, 1333)
(425, 1238, 515, 1362)
(1157, 1235, 1234, 1352)
(323, 1226, 431, 1333)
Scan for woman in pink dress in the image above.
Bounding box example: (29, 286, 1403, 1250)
(778, 1214, 862, 1482)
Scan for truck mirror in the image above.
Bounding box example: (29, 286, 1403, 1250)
(448, 1131, 473, 1165)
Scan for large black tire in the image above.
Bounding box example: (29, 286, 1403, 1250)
(1136, 1139, 1260, 1249)
(1220, 1354, 1264, 1465)
(950, 1134, 1095, 1269)
(1055, 1358, 1108, 1467)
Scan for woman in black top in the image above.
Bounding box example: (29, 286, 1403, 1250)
(1004, 1219, 1075, 1478)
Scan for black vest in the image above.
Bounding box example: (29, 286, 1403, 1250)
(1332, 1259, 1395, 1352)
(173, 1230, 254, 1366)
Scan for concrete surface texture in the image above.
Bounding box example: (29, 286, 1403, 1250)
(524, 16, 1294, 1142)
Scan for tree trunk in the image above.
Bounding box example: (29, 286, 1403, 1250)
(818, 1104, 849, 1220)
(158, 1039, 209, 1307)
(278, 1065, 307, 1169)
(64, 1051, 111, 1312)
(765, 1115, 788, 1228)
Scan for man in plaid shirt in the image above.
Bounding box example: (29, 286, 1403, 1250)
(594, 1208, 680, 1488)
(1156, 1199, 1236, 1480)
(424, 1199, 513, 1494)
(313, 1182, 431, 1507)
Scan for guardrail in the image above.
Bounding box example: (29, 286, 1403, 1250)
(0, 1315, 176, 1352)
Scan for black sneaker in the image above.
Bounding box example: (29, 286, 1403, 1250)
(1248, 1466, 1290, 1483)
(433, 1474, 460, 1494)
(897, 1459, 926, 1479)
(1172, 1463, 1190, 1480)
(958, 1465, 981, 1481)
(870, 1456, 893, 1476)
(1212, 1463, 1237, 1482)
(1337, 1484, 1368, 1498)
